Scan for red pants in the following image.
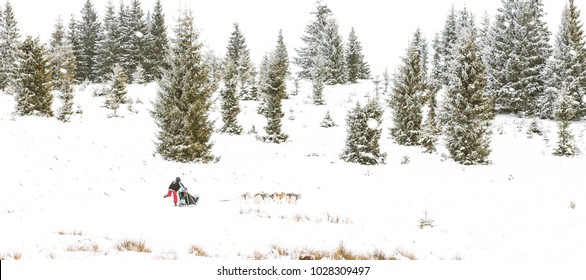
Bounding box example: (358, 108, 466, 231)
(167, 190, 178, 204)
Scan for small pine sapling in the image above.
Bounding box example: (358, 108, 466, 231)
(320, 110, 337, 128)
(418, 211, 435, 229)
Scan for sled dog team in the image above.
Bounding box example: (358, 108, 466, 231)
(241, 191, 302, 204)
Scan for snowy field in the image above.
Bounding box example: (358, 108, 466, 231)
(1, 80, 585, 261)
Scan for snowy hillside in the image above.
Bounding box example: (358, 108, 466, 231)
(1, 81, 585, 260)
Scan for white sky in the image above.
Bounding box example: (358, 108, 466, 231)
(9, 0, 585, 74)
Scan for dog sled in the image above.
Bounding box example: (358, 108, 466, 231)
(179, 191, 199, 207)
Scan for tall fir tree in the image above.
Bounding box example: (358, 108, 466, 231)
(152, 10, 216, 163)
(0, 0, 21, 92)
(553, 84, 579, 156)
(543, 0, 586, 119)
(225, 22, 254, 100)
(443, 27, 493, 165)
(487, 0, 551, 116)
(295, 1, 330, 80)
(147, 0, 168, 81)
(323, 18, 346, 85)
(389, 31, 426, 146)
(126, 0, 149, 83)
(96, 0, 121, 82)
(520, 0, 552, 117)
(15, 36, 53, 117)
(219, 59, 243, 135)
(76, 0, 101, 82)
(346, 27, 370, 83)
(261, 31, 289, 143)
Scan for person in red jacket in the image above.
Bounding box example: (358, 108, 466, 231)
(163, 177, 186, 206)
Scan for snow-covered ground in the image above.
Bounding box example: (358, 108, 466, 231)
(0, 80, 584, 261)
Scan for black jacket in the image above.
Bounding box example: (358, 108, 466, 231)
(168, 181, 185, 192)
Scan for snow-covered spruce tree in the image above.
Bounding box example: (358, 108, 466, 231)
(219, 59, 243, 135)
(542, 0, 586, 119)
(76, 0, 101, 82)
(443, 27, 493, 165)
(553, 84, 579, 156)
(323, 18, 346, 85)
(105, 64, 128, 118)
(0, 0, 21, 92)
(295, 1, 332, 80)
(225, 23, 254, 100)
(362, 98, 386, 164)
(146, 0, 169, 81)
(517, 0, 551, 117)
(340, 99, 386, 165)
(487, 0, 551, 116)
(125, 0, 149, 83)
(346, 27, 370, 83)
(96, 1, 121, 83)
(15, 36, 53, 117)
(261, 31, 289, 143)
(389, 32, 426, 146)
(152, 10, 216, 163)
